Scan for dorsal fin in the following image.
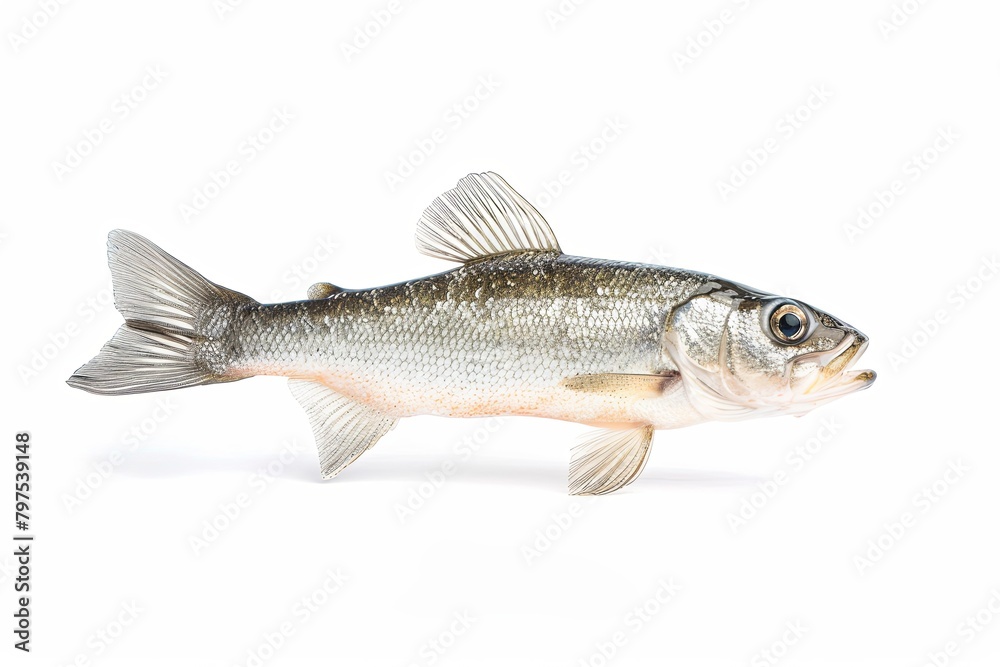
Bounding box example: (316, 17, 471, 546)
(415, 172, 561, 263)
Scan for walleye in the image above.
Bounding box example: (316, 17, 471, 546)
(67, 172, 875, 495)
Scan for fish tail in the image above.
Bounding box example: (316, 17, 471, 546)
(67, 230, 257, 395)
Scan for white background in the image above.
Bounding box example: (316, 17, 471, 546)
(2, 1, 999, 665)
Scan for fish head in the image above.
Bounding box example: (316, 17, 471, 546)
(664, 286, 875, 421)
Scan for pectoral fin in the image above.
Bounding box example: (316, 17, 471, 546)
(569, 425, 654, 496)
(288, 380, 398, 479)
(562, 372, 679, 399)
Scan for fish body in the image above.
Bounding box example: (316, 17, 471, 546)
(232, 253, 707, 428)
(68, 172, 875, 494)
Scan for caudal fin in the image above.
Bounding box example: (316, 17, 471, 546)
(67, 230, 256, 395)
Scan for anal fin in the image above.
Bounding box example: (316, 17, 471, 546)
(569, 425, 654, 496)
(288, 379, 398, 479)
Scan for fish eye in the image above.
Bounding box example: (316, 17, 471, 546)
(768, 302, 809, 343)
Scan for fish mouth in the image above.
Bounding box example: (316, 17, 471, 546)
(791, 332, 876, 402)
(664, 322, 876, 423)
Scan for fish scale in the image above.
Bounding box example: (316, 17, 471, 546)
(231, 252, 706, 424)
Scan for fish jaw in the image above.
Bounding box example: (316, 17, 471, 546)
(791, 332, 876, 405)
(755, 330, 876, 416)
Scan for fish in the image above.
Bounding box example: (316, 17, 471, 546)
(67, 172, 875, 495)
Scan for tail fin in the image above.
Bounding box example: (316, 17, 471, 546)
(67, 230, 257, 395)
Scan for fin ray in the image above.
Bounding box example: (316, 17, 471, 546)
(562, 372, 679, 399)
(67, 230, 255, 395)
(415, 172, 561, 263)
(288, 380, 398, 479)
(569, 425, 654, 496)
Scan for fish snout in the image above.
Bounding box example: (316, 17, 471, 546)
(806, 329, 875, 397)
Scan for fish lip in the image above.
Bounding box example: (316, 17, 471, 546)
(806, 367, 876, 403)
(797, 332, 875, 398)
